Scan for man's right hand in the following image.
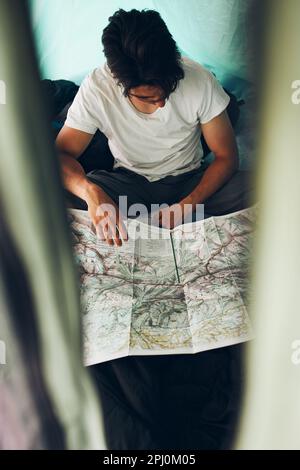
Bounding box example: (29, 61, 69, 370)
(85, 183, 128, 247)
(55, 126, 127, 246)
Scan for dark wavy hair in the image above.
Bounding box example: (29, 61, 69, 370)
(102, 9, 184, 98)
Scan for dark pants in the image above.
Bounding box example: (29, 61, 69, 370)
(68, 162, 256, 219)
(70, 164, 256, 450)
(91, 344, 245, 450)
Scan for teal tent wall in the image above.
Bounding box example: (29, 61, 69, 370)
(28, 0, 257, 170)
(29, 0, 255, 99)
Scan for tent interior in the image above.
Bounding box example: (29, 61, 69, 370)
(0, 0, 300, 451)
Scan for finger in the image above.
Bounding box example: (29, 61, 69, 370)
(169, 211, 175, 228)
(158, 210, 164, 227)
(107, 219, 122, 246)
(159, 210, 171, 229)
(95, 222, 106, 242)
(102, 222, 114, 246)
(98, 214, 115, 246)
(91, 216, 101, 235)
(116, 215, 128, 241)
(106, 221, 121, 246)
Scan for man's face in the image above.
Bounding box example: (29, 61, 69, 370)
(127, 85, 167, 114)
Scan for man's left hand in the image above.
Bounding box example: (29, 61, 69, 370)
(151, 201, 193, 229)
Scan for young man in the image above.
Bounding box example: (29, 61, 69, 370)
(56, 9, 251, 450)
(56, 8, 252, 247)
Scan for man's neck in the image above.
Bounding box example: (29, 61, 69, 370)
(128, 96, 161, 114)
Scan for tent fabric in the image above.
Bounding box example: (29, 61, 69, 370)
(0, 290, 48, 450)
(0, 212, 65, 450)
(0, 0, 257, 449)
(236, 0, 300, 449)
(29, 0, 257, 171)
(0, 0, 106, 449)
(29, 0, 256, 99)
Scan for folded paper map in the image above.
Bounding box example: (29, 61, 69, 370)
(68, 205, 258, 366)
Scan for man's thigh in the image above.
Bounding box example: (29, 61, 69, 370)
(87, 168, 205, 210)
(162, 168, 256, 218)
(201, 170, 256, 217)
(87, 168, 151, 209)
(65, 167, 256, 218)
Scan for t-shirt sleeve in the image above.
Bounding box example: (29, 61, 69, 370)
(64, 74, 99, 134)
(197, 69, 230, 124)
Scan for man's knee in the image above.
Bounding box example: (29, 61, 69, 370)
(204, 170, 256, 216)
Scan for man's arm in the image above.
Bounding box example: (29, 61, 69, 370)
(56, 125, 95, 201)
(56, 125, 127, 246)
(157, 110, 239, 228)
(181, 109, 239, 208)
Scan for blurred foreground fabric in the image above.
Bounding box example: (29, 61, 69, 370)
(0, 0, 106, 449)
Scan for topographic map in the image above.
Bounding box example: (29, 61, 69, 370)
(68, 205, 258, 366)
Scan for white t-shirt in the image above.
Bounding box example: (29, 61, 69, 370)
(65, 57, 230, 182)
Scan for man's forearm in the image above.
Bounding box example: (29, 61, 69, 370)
(60, 153, 94, 201)
(181, 157, 238, 209)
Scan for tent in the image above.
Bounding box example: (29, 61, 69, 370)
(0, 0, 300, 450)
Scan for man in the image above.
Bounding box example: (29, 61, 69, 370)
(56, 8, 252, 247)
(56, 8, 251, 449)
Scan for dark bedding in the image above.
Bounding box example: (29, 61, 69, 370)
(90, 344, 245, 450)
(46, 77, 246, 450)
